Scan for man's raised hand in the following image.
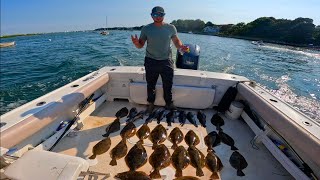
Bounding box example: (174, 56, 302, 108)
(131, 34, 139, 46)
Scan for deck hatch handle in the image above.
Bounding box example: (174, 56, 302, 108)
(36, 101, 46, 106)
(71, 84, 79, 88)
(270, 99, 278, 103)
(302, 121, 312, 126)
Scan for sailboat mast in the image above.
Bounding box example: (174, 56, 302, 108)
(106, 16, 108, 31)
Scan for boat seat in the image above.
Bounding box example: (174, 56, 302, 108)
(4, 150, 89, 180)
(129, 82, 215, 109)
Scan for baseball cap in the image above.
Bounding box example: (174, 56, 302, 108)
(151, 6, 165, 14)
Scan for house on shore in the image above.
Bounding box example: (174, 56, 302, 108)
(203, 26, 220, 34)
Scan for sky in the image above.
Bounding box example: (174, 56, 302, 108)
(1, 0, 319, 35)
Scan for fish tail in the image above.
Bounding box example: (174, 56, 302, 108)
(171, 143, 177, 150)
(137, 139, 143, 144)
(152, 143, 157, 149)
(89, 154, 96, 159)
(196, 167, 204, 177)
(207, 147, 215, 153)
(231, 145, 238, 150)
(210, 172, 219, 179)
(109, 158, 117, 166)
(237, 169, 245, 176)
(102, 132, 110, 137)
(150, 169, 161, 179)
(121, 138, 127, 143)
(175, 169, 182, 177)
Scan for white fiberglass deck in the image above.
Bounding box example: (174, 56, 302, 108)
(52, 101, 292, 180)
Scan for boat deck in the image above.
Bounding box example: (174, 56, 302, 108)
(52, 101, 292, 180)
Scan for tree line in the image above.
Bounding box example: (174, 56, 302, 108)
(169, 17, 320, 46)
(95, 17, 320, 46)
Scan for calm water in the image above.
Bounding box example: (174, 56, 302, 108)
(1, 31, 319, 121)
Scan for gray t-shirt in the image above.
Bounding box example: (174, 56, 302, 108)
(140, 23, 177, 60)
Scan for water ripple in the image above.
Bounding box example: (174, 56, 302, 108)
(1, 31, 319, 122)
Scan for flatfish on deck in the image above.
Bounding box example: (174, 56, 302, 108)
(102, 118, 120, 137)
(169, 127, 184, 149)
(166, 110, 175, 126)
(172, 146, 190, 177)
(89, 137, 111, 159)
(219, 130, 238, 150)
(149, 144, 171, 179)
(157, 109, 169, 124)
(184, 130, 200, 147)
(120, 121, 136, 139)
(197, 110, 207, 127)
(149, 124, 167, 149)
(204, 131, 221, 152)
(110, 139, 128, 166)
(115, 171, 151, 180)
(178, 111, 187, 126)
(205, 151, 223, 179)
(115, 107, 129, 119)
(127, 107, 138, 118)
(125, 142, 148, 171)
(187, 146, 205, 177)
(145, 108, 163, 124)
(136, 124, 151, 143)
(211, 113, 224, 131)
(229, 151, 248, 176)
(127, 110, 145, 124)
(186, 112, 198, 127)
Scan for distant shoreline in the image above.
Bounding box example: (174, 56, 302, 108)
(0, 33, 43, 38)
(2, 30, 319, 51)
(183, 31, 320, 50)
(220, 35, 320, 50)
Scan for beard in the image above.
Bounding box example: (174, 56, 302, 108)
(153, 17, 164, 23)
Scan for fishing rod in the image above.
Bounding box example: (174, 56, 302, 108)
(247, 106, 316, 179)
(49, 93, 95, 151)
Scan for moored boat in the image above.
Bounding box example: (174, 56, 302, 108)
(100, 16, 109, 35)
(100, 31, 109, 35)
(251, 40, 265, 46)
(0, 41, 15, 48)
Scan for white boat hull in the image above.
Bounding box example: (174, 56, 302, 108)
(0, 41, 15, 48)
(0, 66, 319, 179)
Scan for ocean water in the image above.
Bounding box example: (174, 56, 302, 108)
(1, 31, 319, 122)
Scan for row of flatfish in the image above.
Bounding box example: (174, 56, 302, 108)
(88, 106, 248, 179)
(100, 106, 223, 131)
(115, 130, 222, 180)
(143, 107, 208, 128)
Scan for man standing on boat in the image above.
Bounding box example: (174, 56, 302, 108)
(131, 6, 189, 113)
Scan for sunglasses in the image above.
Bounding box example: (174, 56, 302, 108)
(151, 13, 165, 18)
